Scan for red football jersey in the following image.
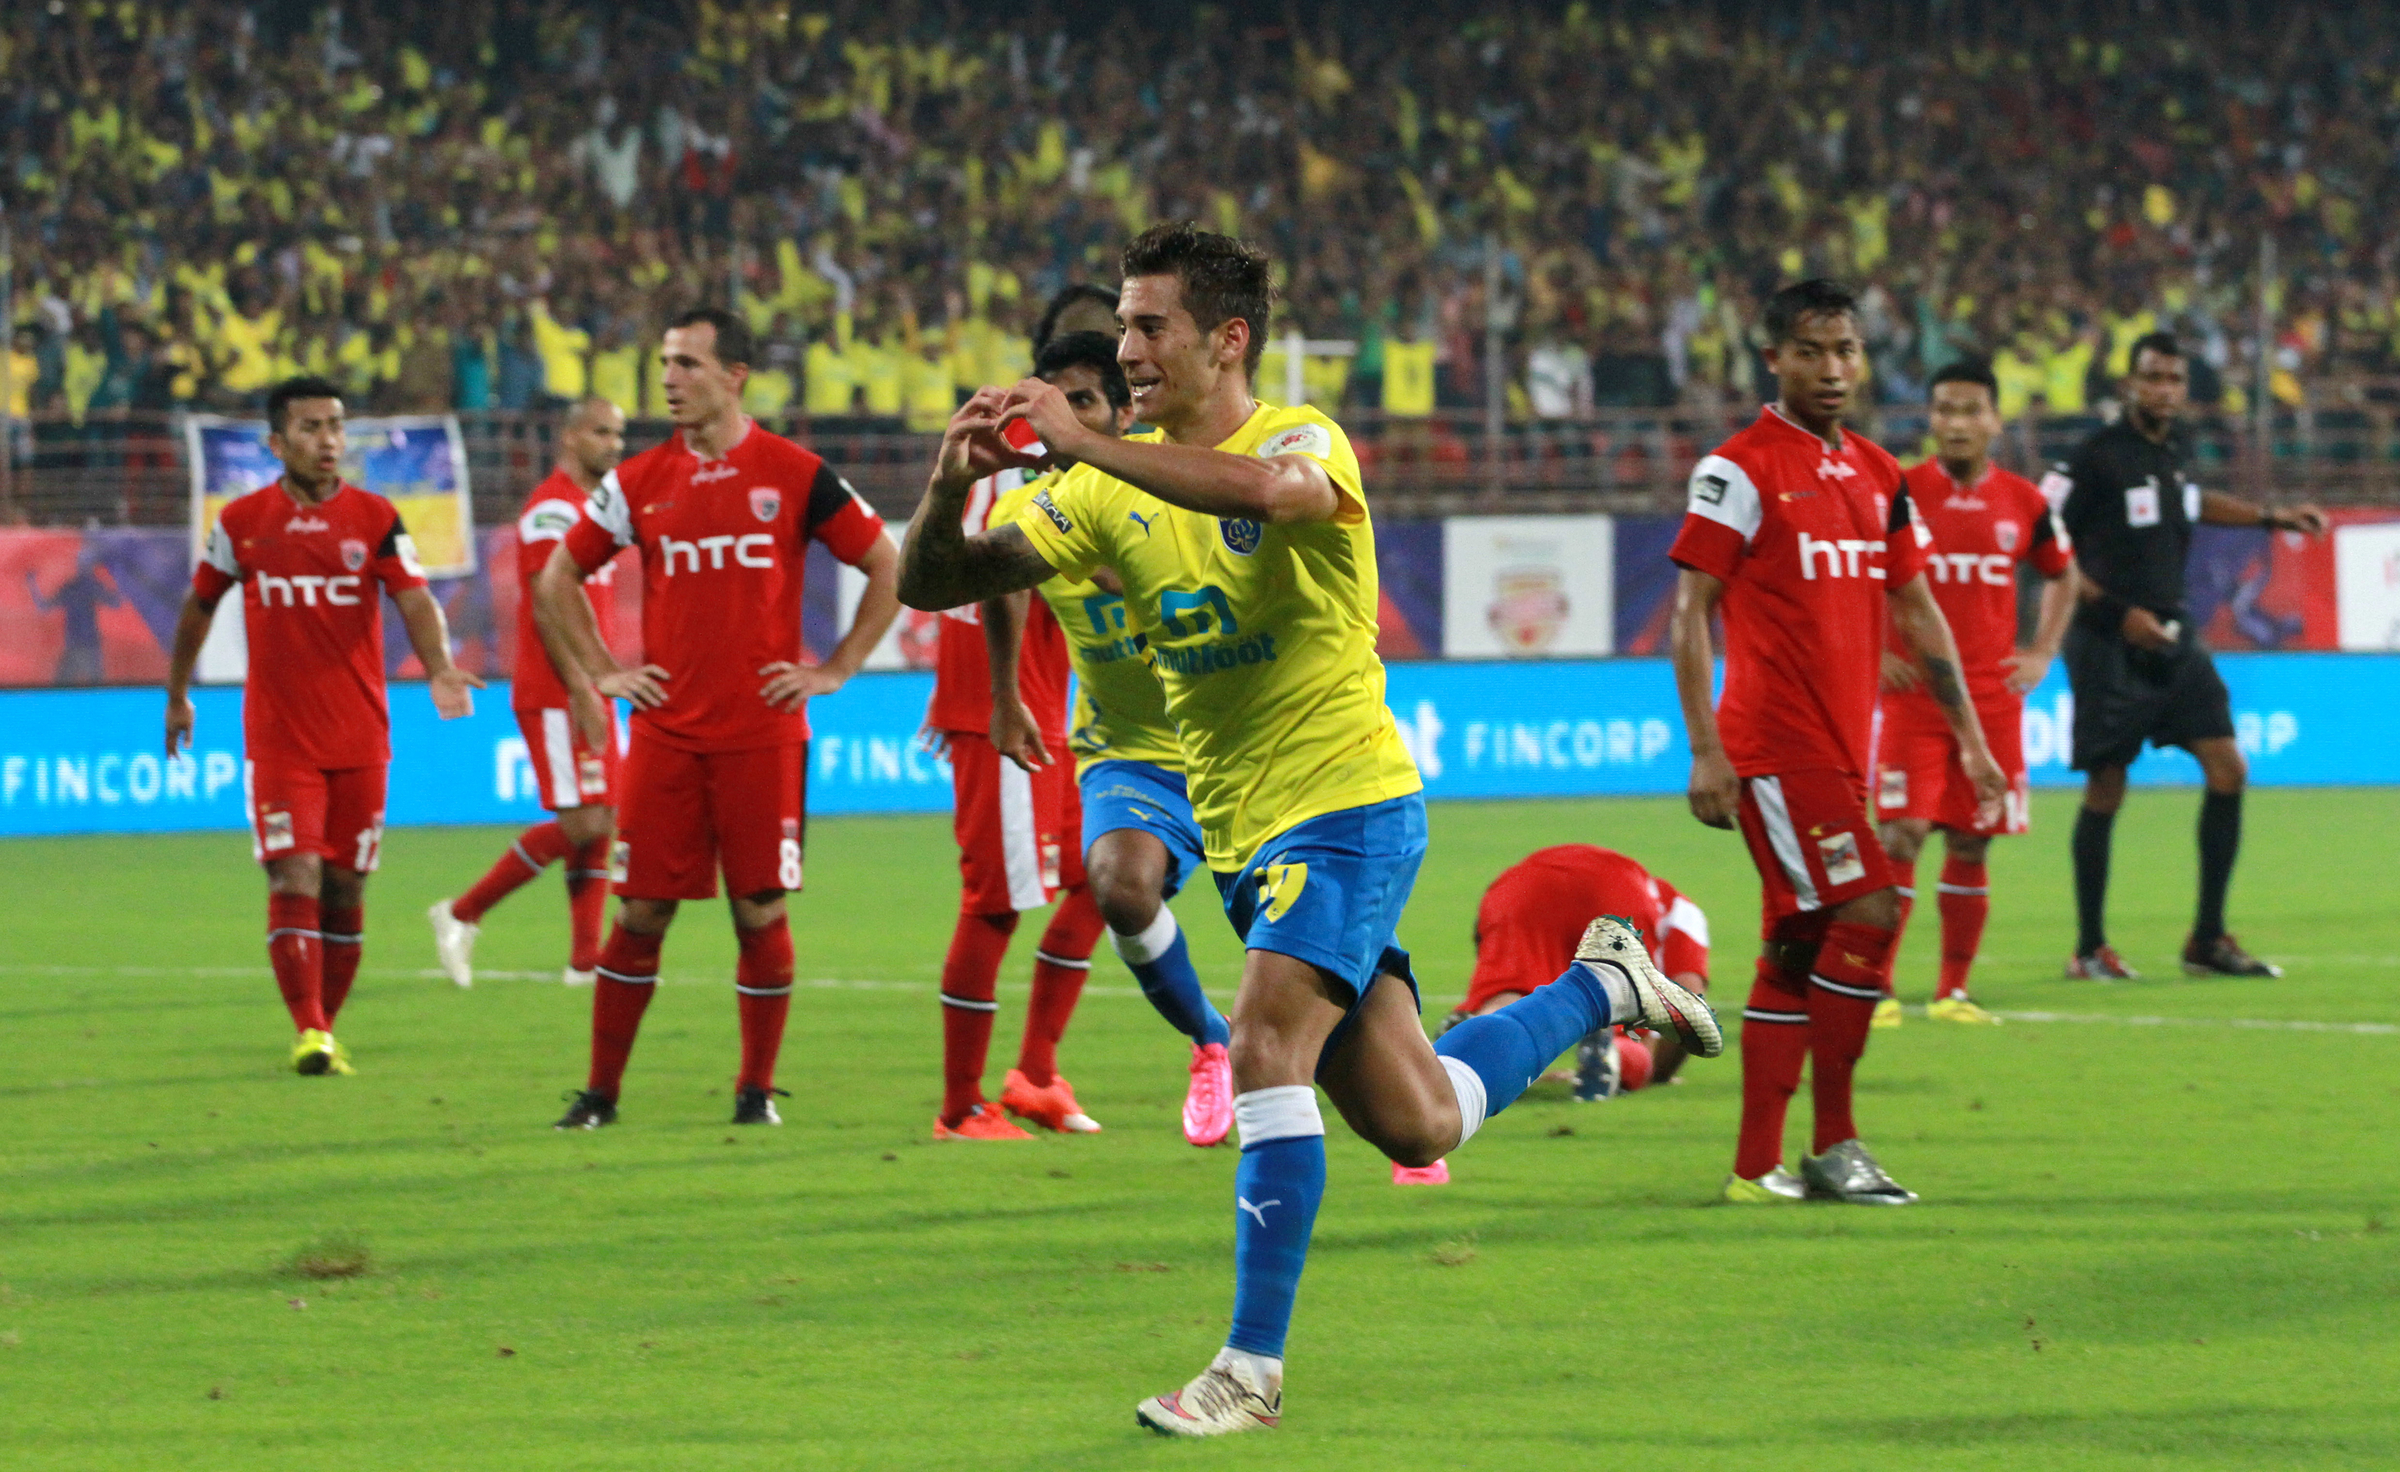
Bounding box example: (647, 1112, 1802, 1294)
(511, 469, 621, 713)
(192, 480, 430, 769)
(1477, 845, 1710, 980)
(1670, 406, 1931, 780)
(925, 469, 1072, 738)
(1886, 461, 2074, 699)
(563, 420, 885, 752)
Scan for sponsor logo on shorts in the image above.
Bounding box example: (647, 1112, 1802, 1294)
(578, 755, 608, 796)
(749, 486, 783, 522)
(1258, 861, 1309, 922)
(1878, 768, 1907, 810)
(1219, 518, 1262, 555)
(1817, 830, 1866, 887)
(261, 809, 295, 853)
(339, 538, 368, 571)
(1040, 839, 1061, 889)
(610, 839, 631, 883)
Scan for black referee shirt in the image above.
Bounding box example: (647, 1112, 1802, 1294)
(2044, 418, 2201, 628)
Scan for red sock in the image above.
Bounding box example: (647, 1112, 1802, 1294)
(566, 837, 612, 972)
(454, 821, 572, 924)
(1887, 860, 1917, 998)
(1808, 920, 1896, 1152)
(940, 911, 1018, 1125)
(1016, 886, 1104, 1087)
(320, 904, 362, 1024)
(588, 925, 664, 1100)
(267, 893, 326, 1034)
(1936, 858, 1990, 999)
(735, 916, 795, 1091)
(1734, 961, 1811, 1179)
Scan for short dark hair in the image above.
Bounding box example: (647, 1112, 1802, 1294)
(1929, 357, 2001, 404)
(1035, 331, 1131, 410)
(1763, 279, 1859, 346)
(266, 375, 346, 434)
(1035, 284, 1120, 353)
(1121, 222, 1274, 374)
(668, 307, 754, 370)
(2126, 330, 2183, 377)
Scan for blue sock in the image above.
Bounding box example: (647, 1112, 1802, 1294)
(1226, 1087, 1326, 1360)
(1112, 911, 1230, 1047)
(1434, 962, 1622, 1128)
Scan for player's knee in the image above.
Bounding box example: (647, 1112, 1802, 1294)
(319, 867, 365, 910)
(2082, 768, 2128, 813)
(267, 853, 322, 897)
(1946, 831, 1992, 865)
(1836, 887, 1902, 931)
(732, 892, 786, 928)
(558, 805, 613, 845)
(2202, 748, 2247, 793)
(1088, 870, 1158, 935)
(1879, 823, 1925, 866)
(1385, 1130, 1448, 1170)
(618, 897, 677, 933)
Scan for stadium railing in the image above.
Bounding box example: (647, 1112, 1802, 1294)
(7, 398, 2400, 528)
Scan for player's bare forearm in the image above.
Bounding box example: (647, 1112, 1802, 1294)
(2200, 489, 2328, 534)
(1669, 569, 1739, 829)
(897, 509, 1057, 611)
(394, 586, 458, 678)
(1890, 576, 1982, 740)
(532, 544, 617, 685)
(164, 592, 214, 702)
(1072, 433, 1339, 524)
(824, 531, 902, 679)
(2032, 564, 2077, 657)
(982, 590, 1030, 702)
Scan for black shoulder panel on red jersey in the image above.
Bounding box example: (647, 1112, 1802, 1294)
(803, 461, 863, 532)
(375, 508, 410, 559)
(1887, 475, 1915, 534)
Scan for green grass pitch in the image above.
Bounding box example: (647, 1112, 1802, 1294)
(2, 788, 2395, 1470)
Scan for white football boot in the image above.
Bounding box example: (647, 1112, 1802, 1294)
(1136, 1349, 1282, 1436)
(1576, 916, 1723, 1057)
(426, 900, 478, 988)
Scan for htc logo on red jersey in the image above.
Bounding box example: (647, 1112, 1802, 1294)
(256, 573, 366, 606)
(658, 533, 778, 575)
(1796, 531, 1890, 581)
(1929, 553, 2015, 587)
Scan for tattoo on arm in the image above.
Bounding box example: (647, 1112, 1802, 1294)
(1920, 654, 1968, 711)
(899, 514, 1056, 610)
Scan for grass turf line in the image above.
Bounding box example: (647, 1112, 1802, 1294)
(0, 789, 2394, 1470)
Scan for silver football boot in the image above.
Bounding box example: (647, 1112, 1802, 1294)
(1801, 1139, 1919, 1205)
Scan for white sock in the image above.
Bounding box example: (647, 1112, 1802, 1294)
(1439, 1056, 1488, 1148)
(1232, 1084, 1323, 1149)
(1579, 958, 1638, 1026)
(1213, 1345, 1283, 1388)
(1108, 906, 1180, 965)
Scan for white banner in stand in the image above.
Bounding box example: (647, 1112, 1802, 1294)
(1441, 515, 1615, 658)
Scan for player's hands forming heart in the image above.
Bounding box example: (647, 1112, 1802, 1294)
(997, 378, 1091, 462)
(936, 388, 1043, 491)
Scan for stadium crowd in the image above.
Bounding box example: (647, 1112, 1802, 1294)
(9, 0, 2400, 435)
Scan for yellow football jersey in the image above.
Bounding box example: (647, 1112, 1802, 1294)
(992, 476, 1184, 773)
(1010, 402, 1422, 869)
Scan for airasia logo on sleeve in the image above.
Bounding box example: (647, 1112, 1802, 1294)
(658, 533, 778, 576)
(1796, 531, 1888, 581)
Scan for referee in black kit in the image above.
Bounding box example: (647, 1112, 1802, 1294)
(2046, 332, 2326, 980)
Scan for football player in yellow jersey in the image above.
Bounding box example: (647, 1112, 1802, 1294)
(982, 332, 1236, 1149)
(897, 223, 1722, 1437)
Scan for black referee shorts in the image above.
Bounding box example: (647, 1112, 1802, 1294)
(2063, 622, 2236, 771)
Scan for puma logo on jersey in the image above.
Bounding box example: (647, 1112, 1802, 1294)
(1127, 509, 1155, 534)
(658, 533, 777, 575)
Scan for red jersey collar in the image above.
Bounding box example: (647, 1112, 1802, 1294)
(276, 476, 353, 510)
(1929, 459, 1995, 494)
(678, 416, 756, 465)
(1760, 402, 1847, 454)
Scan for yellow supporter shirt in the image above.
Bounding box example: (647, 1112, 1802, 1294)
(993, 476, 1183, 775)
(1010, 403, 1421, 869)
(1382, 339, 1436, 416)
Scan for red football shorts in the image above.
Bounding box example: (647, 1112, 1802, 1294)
(515, 705, 620, 812)
(246, 759, 387, 872)
(946, 729, 1083, 915)
(1735, 768, 1898, 920)
(1874, 690, 2030, 835)
(614, 737, 807, 901)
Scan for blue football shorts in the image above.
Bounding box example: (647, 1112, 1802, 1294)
(1213, 792, 1426, 1013)
(1079, 759, 1209, 900)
